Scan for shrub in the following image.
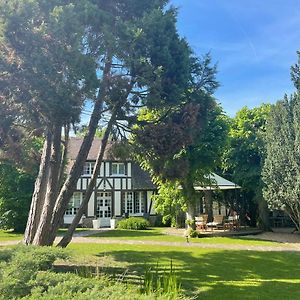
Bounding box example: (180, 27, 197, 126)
(23, 271, 158, 300)
(0, 246, 68, 299)
(118, 217, 150, 230)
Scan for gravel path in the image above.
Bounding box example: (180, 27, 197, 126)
(1, 230, 300, 252)
(64, 236, 300, 252)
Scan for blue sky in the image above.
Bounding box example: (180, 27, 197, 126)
(171, 0, 300, 116)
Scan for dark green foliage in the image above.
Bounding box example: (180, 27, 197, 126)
(0, 163, 35, 232)
(262, 93, 300, 230)
(0, 0, 98, 125)
(222, 104, 271, 228)
(118, 217, 150, 230)
(291, 50, 300, 90)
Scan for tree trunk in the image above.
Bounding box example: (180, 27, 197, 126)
(57, 107, 118, 247)
(33, 124, 62, 245)
(58, 124, 70, 187)
(204, 190, 213, 222)
(23, 131, 52, 245)
(181, 177, 196, 229)
(186, 202, 195, 229)
(257, 197, 271, 231)
(47, 55, 113, 245)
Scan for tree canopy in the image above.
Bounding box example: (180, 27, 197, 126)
(222, 104, 271, 227)
(262, 54, 300, 230)
(132, 55, 228, 224)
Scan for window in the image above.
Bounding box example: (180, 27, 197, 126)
(134, 191, 145, 214)
(126, 192, 133, 213)
(96, 192, 111, 218)
(83, 162, 95, 176)
(65, 192, 82, 215)
(111, 163, 125, 175)
(122, 191, 145, 215)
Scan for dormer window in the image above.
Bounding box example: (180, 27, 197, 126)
(83, 162, 95, 176)
(111, 162, 125, 175)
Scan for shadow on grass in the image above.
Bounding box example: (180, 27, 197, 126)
(75, 248, 300, 299)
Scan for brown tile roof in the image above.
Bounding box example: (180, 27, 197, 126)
(131, 163, 156, 190)
(68, 137, 116, 161)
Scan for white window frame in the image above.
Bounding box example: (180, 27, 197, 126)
(123, 191, 145, 215)
(83, 162, 95, 176)
(134, 191, 145, 214)
(123, 192, 133, 214)
(96, 192, 112, 218)
(111, 162, 125, 176)
(65, 192, 82, 216)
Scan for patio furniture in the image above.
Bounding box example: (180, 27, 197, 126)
(225, 215, 240, 230)
(195, 214, 208, 231)
(207, 215, 225, 231)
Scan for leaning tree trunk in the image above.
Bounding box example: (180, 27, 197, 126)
(46, 56, 113, 245)
(23, 131, 52, 245)
(33, 124, 62, 246)
(45, 99, 103, 245)
(58, 124, 70, 187)
(57, 107, 118, 247)
(24, 56, 112, 246)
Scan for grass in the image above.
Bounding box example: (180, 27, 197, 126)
(0, 228, 92, 242)
(66, 242, 300, 300)
(57, 227, 92, 236)
(0, 230, 23, 241)
(0, 227, 299, 299)
(87, 227, 280, 246)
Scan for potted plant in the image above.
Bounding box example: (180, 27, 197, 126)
(110, 216, 117, 229)
(92, 216, 100, 229)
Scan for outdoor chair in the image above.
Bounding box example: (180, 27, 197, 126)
(207, 215, 225, 231)
(224, 215, 240, 231)
(195, 214, 208, 231)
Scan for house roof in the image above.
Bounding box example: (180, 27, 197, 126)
(194, 173, 241, 190)
(131, 163, 156, 190)
(68, 137, 116, 161)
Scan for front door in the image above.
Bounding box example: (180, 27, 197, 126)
(96, 191, 112, 227)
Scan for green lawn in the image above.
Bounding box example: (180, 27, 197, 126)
(87, 227, 279, 246)
(0, 230, 23, 241)
(67, 242, 300, 300)
(0, 228, 91, 241)
(1, 227, 299, 299)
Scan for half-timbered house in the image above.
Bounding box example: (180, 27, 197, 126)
(64, 138, 156, 227)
